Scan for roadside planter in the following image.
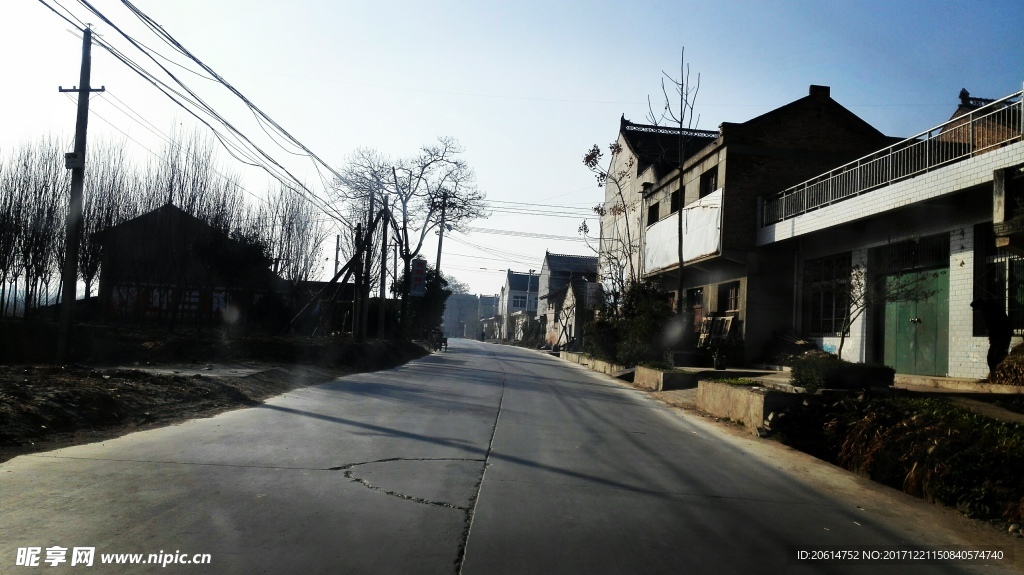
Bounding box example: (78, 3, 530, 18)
(634, 366, 701, 391)
(559, 351, 630, 376)
(697, 380, 804, 435)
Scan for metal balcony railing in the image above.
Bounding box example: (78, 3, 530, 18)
(761, 87, 1024, 227)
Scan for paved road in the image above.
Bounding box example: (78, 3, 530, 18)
(0, 340, 1017, 574)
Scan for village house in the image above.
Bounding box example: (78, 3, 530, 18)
(544, 279, 602, 351)
(94, 203, 286, 325)
(535, 252, 599, 348)
(442, 293, 482, 339)
(757, 86, 1024, 378)
(597, 117, 717, 298)
(497, 270, 538, 340)
(638, 85, 897, 364)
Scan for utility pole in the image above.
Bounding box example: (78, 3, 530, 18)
(334, 234, 340, 276)
(358, 194, 375, 341)
(378, 196, 388, 339)
(435, 189, 448, 275)
(353, 223, 362, 338)
(57, 27, 104, 363)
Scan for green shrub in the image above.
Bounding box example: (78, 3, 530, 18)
(791, 355, 894, 390)
(583, 318, 619, 362)
(582, 279, 673, 367)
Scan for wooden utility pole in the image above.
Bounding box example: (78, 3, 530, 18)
(358, 194, 375, 341)
(435, 189, 448, 274)
(334, 234, 340, 276)
(57, 27, 104, 363)
(353, 222, 362, 338)
(378, 197, 388, 338)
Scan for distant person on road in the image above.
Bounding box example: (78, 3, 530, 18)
(972, 299, 1013, 375)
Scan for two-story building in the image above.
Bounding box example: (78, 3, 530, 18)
(757, 86, 1024, 378)
(498, 270, 538, 340)
(597, 117, 718, 302)
(639, 85, 897, 363)
(536, 252, 599, 347)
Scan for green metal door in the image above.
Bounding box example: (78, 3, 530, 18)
(883, 270, 948, 376)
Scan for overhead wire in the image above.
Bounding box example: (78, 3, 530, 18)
(71, 0, 350, 226)
(119, 0, 346, 187)
(87, 91, 271, 207)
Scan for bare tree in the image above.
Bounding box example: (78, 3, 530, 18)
(836, 263, 941, 358)
(0, 148, 23, 316)
(647, 48, 701, 316)
(333, 147, 390, 293)
(263, 183, 327, 286)
(335, 138, 487, 336)
(582, 142, 639, 310)
(80, 138, 139, 299)
(7, 137, 69, 317)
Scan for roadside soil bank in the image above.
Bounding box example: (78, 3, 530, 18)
(0, 335, 428, 464)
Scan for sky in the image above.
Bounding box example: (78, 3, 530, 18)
(3, 0, 1023, 296)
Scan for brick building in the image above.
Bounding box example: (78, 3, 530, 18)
(758, 87, 1024, 377)
(639, 85, 895, 363)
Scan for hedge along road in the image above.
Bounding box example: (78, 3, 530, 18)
(0, 340, 1018, 574)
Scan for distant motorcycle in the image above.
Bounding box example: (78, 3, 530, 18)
(429, 329, 448, 352)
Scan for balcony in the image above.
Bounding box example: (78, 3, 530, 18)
(761, 88, 1023, 227)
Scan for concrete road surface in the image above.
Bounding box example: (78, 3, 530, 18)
(1, 340, 1018, 574)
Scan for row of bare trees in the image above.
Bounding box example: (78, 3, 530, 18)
(0, 129, 326, 320)
(332, 137, 487, 334)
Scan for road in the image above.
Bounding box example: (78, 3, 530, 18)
(1, 340, 1017, 574)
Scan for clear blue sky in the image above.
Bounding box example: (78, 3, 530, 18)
(3, 0, 1023, 294)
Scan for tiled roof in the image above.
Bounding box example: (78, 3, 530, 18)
(543, 253, 598, 275)
(620, 117, 718, 177)
(506, 271, 536, 291)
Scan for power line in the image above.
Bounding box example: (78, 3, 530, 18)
(80, 91, 270, 207)
(70, 2, 324, 192)
(446, 234, 540, 262)
(463, 227, 593, 242)
(60, 7, 351, 226)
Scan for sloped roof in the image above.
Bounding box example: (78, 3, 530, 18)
(722, 85, 889, 144)
(506, 271, 535, 291)
(543, 252, 599, 275)
(620, 116, 718, 178)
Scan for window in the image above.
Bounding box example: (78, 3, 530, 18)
(687, 287, 704, 332)
(717, 281, 740, 313)
(699, 166, 718, 198)
(512, 295, 526, 309)
(975, 223, 1024, 336)
(670, 191, 680, 213)
(647, 202, 659, 226)
(803, 253, 851, 337)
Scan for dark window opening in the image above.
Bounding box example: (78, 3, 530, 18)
(975, 223, 1024, 336)
(647, 202, 659, 226)
(687, 287, 704, 332)
(670, 191, 681, 213)
(717, 281, 740, 313)
(803, 253, 851, 337)
(870, 234, 949, 275)
(699, 167, 718, 198)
